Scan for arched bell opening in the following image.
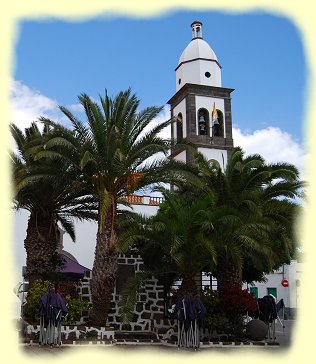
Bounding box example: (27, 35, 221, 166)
(197, 108, 209, 136)
(212, 109, 224, 137)
(176, 113, 183, 143)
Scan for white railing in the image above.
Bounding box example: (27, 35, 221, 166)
(122, 195, 164, 206)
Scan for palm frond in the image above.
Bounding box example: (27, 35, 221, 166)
(118, 271, 152, 324)
(58, 216, 76, 242)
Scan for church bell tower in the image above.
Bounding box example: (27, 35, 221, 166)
(168, 21, 234, 169)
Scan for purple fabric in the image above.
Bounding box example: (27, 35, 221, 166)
(40, 289, 68, 324)
(58, 254, 90, 275)
(175, 295, 206, 330)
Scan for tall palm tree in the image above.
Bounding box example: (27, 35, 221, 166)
(11, 122, 97, 289)
(195, 147, 303, 293)
(59, 89, 193, 325)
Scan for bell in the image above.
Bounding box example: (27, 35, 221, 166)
(198, 115, 205, 123)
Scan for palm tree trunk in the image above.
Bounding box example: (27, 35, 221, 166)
(215, 256, 245, 338)
(89, 201, 118, 326)
(216, 256, 242, 294)
(24, 211, 59, 290)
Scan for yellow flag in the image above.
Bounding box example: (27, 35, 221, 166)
(212, 102, 218, 124)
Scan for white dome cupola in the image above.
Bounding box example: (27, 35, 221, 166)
(176, 21, 222, 91)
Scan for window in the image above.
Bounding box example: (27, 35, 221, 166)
(178, 78, 181, 85)
(250, 287, 258, 299)
(205, 72, 211, 78)
(176, 113, 183, 143)
(267, 287, 277, 300)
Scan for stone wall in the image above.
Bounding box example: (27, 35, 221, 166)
(77, 252, 177, 334)
(24, 323, 115, 342)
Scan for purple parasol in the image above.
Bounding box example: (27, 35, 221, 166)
(57, 252, 90, 279)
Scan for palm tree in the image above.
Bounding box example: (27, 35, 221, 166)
(119, 190, 218, 298)
(58, 89, 193, 325)
(11, 122, 97, 290)
(117, 147, 302, 331)
(195, 147, 303, 293)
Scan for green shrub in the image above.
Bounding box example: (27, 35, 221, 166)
(205, 313, 232, 336)
(24, 279, 51, 320)
(64, 296, 92, 324)
(201, 288, 231, 335)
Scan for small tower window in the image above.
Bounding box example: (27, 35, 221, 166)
(196, 26, 201, 37)
(212, 109, 224, 137)
(176, 113, 183, 143)
(178, 78, 181, 85)
(205, 72, 211, 78)
(198, 108, 209, 136)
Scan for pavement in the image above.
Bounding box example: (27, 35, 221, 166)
(272, 318, 294, 347)
(21, 320, 295, 354)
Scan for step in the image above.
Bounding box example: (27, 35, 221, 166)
(114, 331, 159, 341)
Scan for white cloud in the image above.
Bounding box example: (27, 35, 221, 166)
(10, 80, 60, 130)
(233, 126, 307, 179)
(68, 103, 84, 113)
(139, 105, 171, 141)
(153, 105, 172, 140)
(10, 80, 86, 131)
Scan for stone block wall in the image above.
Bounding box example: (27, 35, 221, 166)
(24, 323, 115, 342)
(108, 277, 166, 331)
(76, 252, 177, 333)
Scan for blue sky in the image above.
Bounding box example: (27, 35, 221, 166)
(14, 10, 305, 141)
(11, 10, 308, 271)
